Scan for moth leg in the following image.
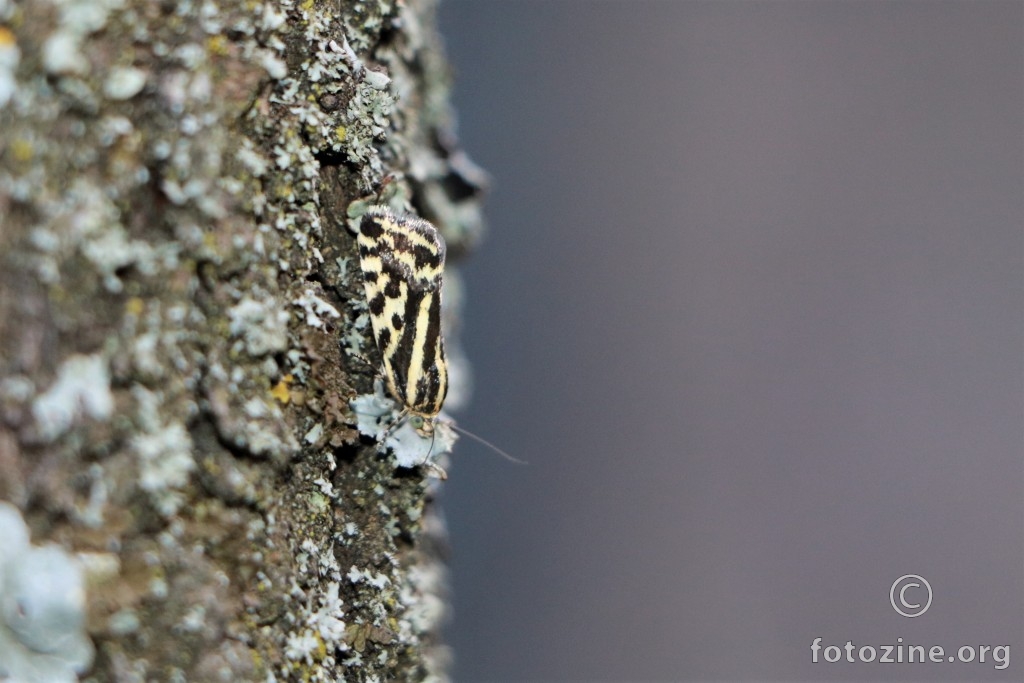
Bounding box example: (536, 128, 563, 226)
(381, 407, 410, 442)
(424, 461, 448, 480)
(342, 347, 378, 372)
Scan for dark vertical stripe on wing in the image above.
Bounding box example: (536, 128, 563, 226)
(414, 291, 446, 414)
(388, 278, 423, 406)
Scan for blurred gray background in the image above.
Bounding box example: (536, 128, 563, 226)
(435, 2, 1023, 681)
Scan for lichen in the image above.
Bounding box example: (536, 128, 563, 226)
(0, 503, 94, 683)
(0, 0, 480, 679)
(229, 294, 291, 356)
(0, 25, 19, 108)
(30, 354, 114, 443)
(350, 379, 456, 473)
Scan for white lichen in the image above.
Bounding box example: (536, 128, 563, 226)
(0, 26, 19, 109)
(42, 0, 126, 76)
(42, 31, 86, 76)
(132, 421, 195, 516)
(312, 476, 335, 498)
(31, 353, 113, 442)
(228, 295, 291, 356)
(303, 422, 324, 445)
(235, 142, 270, 177)
(282, 544, 348, 669)
(258, 50, 288, 80)
(103, 66, 147, 100)
(130, 386, 195, 516)
(294, 289, 340, 329)
(0, 503, 94, 682)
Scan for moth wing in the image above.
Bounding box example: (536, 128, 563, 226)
(358, 209, 448, 415)
(379, 264, 447, 415)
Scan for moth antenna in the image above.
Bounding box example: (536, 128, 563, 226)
(448, 423, 528, 465)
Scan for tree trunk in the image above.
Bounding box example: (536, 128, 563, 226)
(0, 0, 483, 680)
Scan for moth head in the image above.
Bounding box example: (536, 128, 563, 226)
(408, 413, 435, 438)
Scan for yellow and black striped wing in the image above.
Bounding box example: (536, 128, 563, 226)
(357, 207, 448, 419)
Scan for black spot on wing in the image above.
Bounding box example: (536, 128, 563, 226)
(377, 248, 416, 285)
(386, 216, 446, 279)
(376, 326, 391, 352)
(383, 277, 402, 299)
(360, 214, 385, 240)
(413, 244, 442, 271)
(368, 292, 385, 316)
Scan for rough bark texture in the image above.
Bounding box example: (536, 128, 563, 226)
(0, 0, 485, 680)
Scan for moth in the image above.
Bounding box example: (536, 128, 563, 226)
(353, 205, 523, 474)
(356, 206, 448, 438)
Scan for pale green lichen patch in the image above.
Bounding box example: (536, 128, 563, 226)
(350, 379, 457, 472)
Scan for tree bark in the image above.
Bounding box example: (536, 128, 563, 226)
(0, 0, 483, 680)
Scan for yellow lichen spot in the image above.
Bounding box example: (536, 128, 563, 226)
(270, 374, 293, 404)
(207, 34, 229, 57)
(0, 27, 15, 48)
(335, 126, 347, 142)
(300, 0, 315, 12)
(11, 139, 33, 163)
(125, 297, 145, 316)
(316, 632, 327, 660)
